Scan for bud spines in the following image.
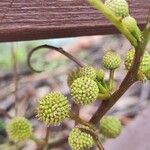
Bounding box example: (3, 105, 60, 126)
(37, 92, 71, 125)
(6, 117, 32, 142)
(68, 127, 94, 150)
(102, 50, 121, 70)
(70, 77, 99, 105)
(105, 0, 129, 18)
(100, 116, 122, 138)
(67, 66, 97, 86)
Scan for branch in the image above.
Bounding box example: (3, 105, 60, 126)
(0, 108, 12, 119)
(90, 42, 145, 124)
(11, 43, 19, 116)
(87, 0, 138, 47)
(47, 136, 68, 149)
(27, 44, 84, 73)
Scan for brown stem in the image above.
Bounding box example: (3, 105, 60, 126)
(44, 127, 50, 149)
(0, 108, 12, 119)
(70, 112, 96, 131)
(27, 44, 84, 73)
(47, 136, 68, 149)
(90, 45, 144, 124)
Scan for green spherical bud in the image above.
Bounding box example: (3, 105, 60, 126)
(125, 49, 150, 73)
(96, 69, 105, 81)
(68, 127, 94, 150)
(105, 0, 129, 17)
(67, 68, 80, 87)
(122, 16, 141, 41)
(6, 117, 32, 142)
(100, 116, 122, 138)
(70, 77, 99, 105)
(124, 49, 135, 70)
(37, 92, 71, 125)
(67, 66, 97, 86)
(102, 50, 121, 70)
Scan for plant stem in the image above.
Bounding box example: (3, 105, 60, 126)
(108, 69, 115, 90)
(47, 136, 68, 149)
(0, 108, 12, 119)
(44, 127, 50, 150)
(27, 44, 84, 73)
(11, 43, 19, 116)
(90, 43, 145, 124)
(87, 0, 137, 47)
(69, 112, 96, 131)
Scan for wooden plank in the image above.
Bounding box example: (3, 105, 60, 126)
(0, 0, 149, 42)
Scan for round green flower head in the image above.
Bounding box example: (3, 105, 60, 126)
(70, 77, 99, 105)
(67, 66, 97, 86)
(122, 16, 141, 41)
(125, 49, 150, 73)
(102, 50, 121, 70)
(96, 69, 105, 81)
(6, 117, 32, 142)
(37, 92, 71, 125)
(67, 68, 80, 87)
(105, 0, 129, 18)
(100, 116, 122, 138)
(68, 127, 94, 150)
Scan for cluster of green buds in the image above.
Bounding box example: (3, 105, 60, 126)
(125, 49, 150, 81)
(4, 0, 149, 149)
(34, 51, 122, 149)
(105, 0, 142, 41)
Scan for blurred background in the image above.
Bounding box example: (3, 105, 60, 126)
(0, 34, 150, 150)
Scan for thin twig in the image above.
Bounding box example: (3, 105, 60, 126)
(27, 44, 84, 73)
(44, 127, 50, 150)
(47, 136, 68, 149)
(11, 43, 19, 116)
(0, 108, 12, 119)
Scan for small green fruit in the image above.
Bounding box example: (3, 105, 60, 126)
(67, 66, 97, 86)
(96, 69, 105, 81)
(6, 117, 32, 142)
(37, 92, 71, 125)
(100, 116, 122, 138)
(125, 49, 150, 73)
(122, 16, 141, 41)
(68, 127, 94, 150)
(105, 0, 129, 18)
(70, 77, 99, 105)
(102, 50, 121, 70)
